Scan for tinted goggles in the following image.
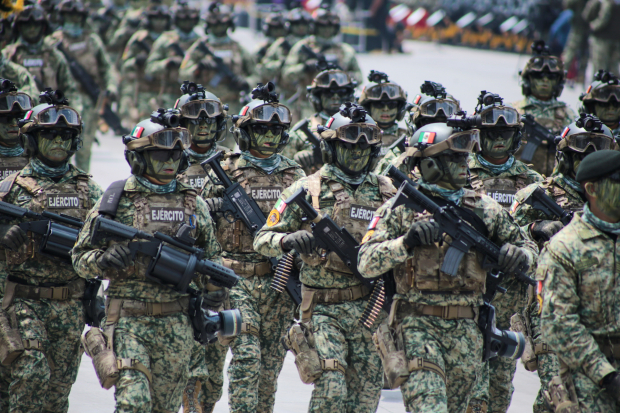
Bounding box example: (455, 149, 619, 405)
(31, 106, 80, 126)
(560, 132, 614, 153)
(363, 83, 406, 101)
(17, 6, 46, 22)
(481, 128, 518, 141)
(529, 72, 561, 81)
(314, 70, 352, 88)
(0, 93, 32, 114)
(590, 86, 620, 103)
(419, 99, 458, 117)
(179, 99, 223, 119)
(246, 104, 291, 124)
(422, 130, 481, 157)
(371, 100, 399, 109)
(528, 56, 561, 72)
(479, 107, 520, 126)
(251, 123, 285, 135)
(38, 129, 77, 141)
(323, 88, 354, 98)
(335, 123, 382, 145)
(147, 149, 183, 162)
(126, 128, 191, 150)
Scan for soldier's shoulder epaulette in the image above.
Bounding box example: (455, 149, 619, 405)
(0, 171, 21, 200)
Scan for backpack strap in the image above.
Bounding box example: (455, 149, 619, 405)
(306, 171, 322, 211)
(98, 179, 128, 218)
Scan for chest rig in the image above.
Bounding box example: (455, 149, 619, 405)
(209, 41, 244, 76)
(0, 155, 29, 181)
(541, 177, 583, 212)
(531, 105, 569, 136)
(393, 190, 487, 295)
(470, 172, 528, 209)
(178, 162, 208, 190)
(160, 39, 196, 94)
(57, 34, 101, 89)
(302, 171, 394, 274)
(215, 157, 297, 254)
(7, 45, 58, 90)
(1, 173, 92, 267)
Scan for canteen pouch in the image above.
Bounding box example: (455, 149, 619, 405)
(510, 313, 538, 371)
(546, 376, 581, 413)
(282, 322, 322, 384)
(82, 327, 119, 389)
(0, 308, 24, 366)
(373, 321, 409, 389)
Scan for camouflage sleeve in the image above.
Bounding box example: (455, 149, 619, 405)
(94, 34, 119, 96)
(256, 41, 285, 80)
(199, 170, 224, 200)
(357, 200, 413, 278)
(280, 128, 313, 160)
(194, 196, 222, 264)
(87, 179, 104, 204)
(281, 41, 307, 82)
(539, 243, 615, 384)
(179, 39, 205, 81)
(71, 200, 106, 280)
(54, 49, 83, 113)
(144, 35, 172, 78)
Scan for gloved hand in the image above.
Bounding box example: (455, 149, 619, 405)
(602, 372, 620, 403)
(498, 243, 528, 274)
(205, 197, 224, 213)
(304, 59, 319, 72)
(105, 90, 117, 102)
(203, 289, 228, 309)
(282, 231, 315, 255)
(403, 221, 440, 248)
(531, 220, 564, 242)
(135, 54, 147, 67)
(166, 56, 182, 69)
(294, 150, 315, 170)
(0, 225, 27, 250)
(97, 244, 133, 270)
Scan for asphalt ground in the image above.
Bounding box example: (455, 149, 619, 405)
(67, 30, 589, 412)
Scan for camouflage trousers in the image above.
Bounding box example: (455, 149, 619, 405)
(186, 337, 228, 413)
(561, 365, 620, 412)
(308, 300, 384, 413)
(515, 142, 557, 178)
(0, 364, 9, 412)
(74, 101, 98, 172)
(591, 37, 620, 77)
(111, 311, 194, 413)
(529, 301, 560, 413)
(562, 22, 589, 79)
(399, 309, 484, 413)
(227, 274, 294, 413)
(7, 297, 83, 413)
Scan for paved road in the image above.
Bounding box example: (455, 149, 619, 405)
(67, 31, 588, 412)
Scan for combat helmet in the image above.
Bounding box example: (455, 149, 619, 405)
(175, 81, 228, 145)
(172, 1, 199, 30)
(12, 4, 51, 41)
(306, 61, 356, 114)
(143, 3, 171, 31)
(470, 90, 523, 155)
(286, 7, 313, 37)
(359, 70, 409, 127)
(312, 6, 340, 34)
(18, 88, 82, 157)
(407, 81, 461, 136)
(0, 79, 33, 146)
(579, 70, 620, 126)
(262, 11, 287, 39)
(205, 2, 235, 34)
(231, 82, 291, 154)
(57, 0, 88, 24)
(520, 40, 566, 98)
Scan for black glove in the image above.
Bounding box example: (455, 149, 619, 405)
(205, 197, 224, 213)
(282, 231, 315, 255)
(531, 220, 564, 242)
(97, 244, 133, 270)
(166, 56, 182, 69)
(135, 54, 147, 67)
(203, 289, 228, 309)
(498, 244, 528, 274)
(602, 372, 620, 403)
(404, 221, 440, 248)
(294, 150, 315, 170)
(0, 225, 27, 250)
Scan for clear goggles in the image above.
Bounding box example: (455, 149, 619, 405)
(0, 93, 32, 114)
(364, 83, 406, 100)
(419, 99, 458, 117)
(126, 128, 191, 151)
(528, 56, 561, 72)
(30, 106, 80, 126)
(559, 132, 614, 153)
(179, 99, 223, 119)
(335, 123, 382, 145)
(479, 107, 520, 126)
(421, 130, 481, 157)
(314, 70, 352, 88)
(590, 85, 620, 103)
(245, 104, 291, 124)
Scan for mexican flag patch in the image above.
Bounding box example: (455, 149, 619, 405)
(418, 131, 435, 144)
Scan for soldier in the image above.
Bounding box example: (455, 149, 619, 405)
(580, 70, 620, 140)
(357, 122, 538, 413)
(583, 0, 620, 75)
(0, 89, 103, 412)
(180, 2, 254, 119)
(510, 114, 616, 413)
(561, 0, 589, 85)
(3, 5, 82, 112)
(107, 0, 149, 67)
(512, 41, 576, 177)
(119, 3, 172, 127)
(72, 109, 224, 412)
(202, 84, 305, 413)
(91, 0, 128, 48)
(463, 91, 543, 413)
(254, 11, 288, 67)
(539, 149, 620, 411)
(0, 20, 38, 99)
(45, 0, 119, 172)
(254, 103, 394, 412)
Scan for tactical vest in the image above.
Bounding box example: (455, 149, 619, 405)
(379, 128, 406, 156)
(469, 172, 529, 209)
(302, 171, 395, 274)
(0, 173, 92, 270)
(214, 156, 297, 254)
(5, 45, 58, 90)
(56, 33, 102, 88)
(0, 155, 29, 181)
(126, 32, 159, 94)
(392, 190, 487, 295)
(532, 105, 570, 135)
(159, 38, 195, 95)
(540, 177, 584, 212)
(177, 147, 229, 190)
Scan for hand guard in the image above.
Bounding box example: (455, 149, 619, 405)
(282, 231, 315, 255)
(97, 244, 133, 270)
(0, 225, 27, 251)
(531, 220, 564, 242)
(404, 221, 440, 248)
(498, 244, 528, 275)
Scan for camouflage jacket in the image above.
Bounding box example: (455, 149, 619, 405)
(201, 153, 305, 264)
(539, 212, 620, 385)
(72, 175, 222, 302)
(120, 29, 162, 95)
(253, 164, 396, 289)
(256, 35, 300, 95)
(0, 151, 29, 181)
(107, 7, 143, 62)
(512, 96, 576, 135)
(373, 124, 407, 175)
(281, 112, 328, 161)
(0, 163, 103, 285)
(358, 186, 538, 307)
(0, 54, 39, 98)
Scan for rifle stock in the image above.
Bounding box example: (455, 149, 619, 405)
(520, 114, 556, 163)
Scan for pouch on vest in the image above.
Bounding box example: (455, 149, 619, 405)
(282, 323, 322, 384)
(510, 313, 537, 371)
(373, 321, 409, 389)
(0, 308, 24, 366)
(82, 327, 119, 389)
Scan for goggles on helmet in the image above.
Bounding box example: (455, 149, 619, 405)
(479, 107, 520, 126)
(559, 132, 614, 153)
(244, 104, 291, 124)
(419, 99, 458, 117)
(31, 106, 80, 126)
(17, 6, 46, 22)
(179, 99, 223, 119)
(590, 85, 620, 103)
(313, 71, 352, 88)
(527, 56, 561, 72)
(0, 93, 32, 114)
(126, 128, 190, 151)
(421, 130, 481, 157)
(334, 123, 382, 146)
(363, 83, 406, 101)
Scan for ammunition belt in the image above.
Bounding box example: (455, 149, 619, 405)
(222, 258, 271, 277)
(398, 301, 476, 320)
(106, 297, 189, 323)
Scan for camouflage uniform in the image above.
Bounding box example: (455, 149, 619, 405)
(45, 31, 119, 172)
(254, 164, 395, 413)
(107, 7, 143, 67)
(357, 186, 538, 413)
(372, 124, 407, 175)
(72, 175, 222, 413)
(562, 0, 589, 82)
(512, 96, 576, 177)
(0, 55, 39, 98)
(0, 163, 102, 413)
(281, 112, 329, 173)
(201, 153, 304, 413)
(539, 212, 620, 411)
(466, 154, 543, 412)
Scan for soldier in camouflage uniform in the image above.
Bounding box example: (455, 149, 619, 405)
(561, 0, 589, 85)
(510, 115, 616, 413)
(0, 89, 103, 412)
(254, 103, 393, 412)
(357, 122, 538, 413)
(202, 85, 305, 413)
(119, 3, 172, 127)
(72, 110, 223, 413)
(284, 65, 356, 175)
(3, 5, 82, 112)
(254, 11, 287, 69)
(45, 0, 119, 173)
(463, 92, 543, 413)
(539, 149, 620, 412)
(0, 21, 38, 100)
(107, 0, 149, 67)
(512, 41, 576, 177)
(579, 70, 620, 141)
(0, 80, 33, 413)
(582, 0, 620, 75)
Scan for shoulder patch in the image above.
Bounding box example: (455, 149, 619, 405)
(574, 257, 599, 272)
(266, 209, 280, 227)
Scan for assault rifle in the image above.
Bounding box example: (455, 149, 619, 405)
(523, 187, 574, 226)
(0, 200, 83, 261)
(197, 42, 249, 93)
(201, 151, 302, 305)
(520, 114, 556, 163)
(91, 216, 241, 293)
(388, 133, 408, 154)
(56, 42, 128, 135)
(290, 119, 323, 166)
(300, 45, 327, 72)
(386, 165, 416, 189)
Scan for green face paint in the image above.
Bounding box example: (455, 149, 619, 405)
(251, 127, 282, 156)
(209, 23, 229, 37)
(176, 18, 197, 34)
(480, 128, 515, 159)
(315, 25, 338, 39)
(320, 90, 349, 116)
(436, 153, 469, 189)
(0, 117, 20, 147)
(20, 22, 43, 43)
(37, 131, 72, 162)
(594, 102, 620, 125)
(370, 102, 398, 126)
(530, 75, 558, 100)
(188, 118, 217, 145)
(149, 16, 169, 33)
(144, 150, 182, 183)
(335, 142, 372, 174)
(596, 178, 620, 221)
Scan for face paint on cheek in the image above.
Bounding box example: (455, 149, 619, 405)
(481, 133, 514, 159)
(37, 135, 72, 162)
(596, 179, 620, 220)
(594, 103, 620, 123)
(190, 120, 217, 143)
(335, 144, 372, 173)
(0, 121, 20, 146)
(530, 77, 557, 98)
(370, 106, 398, 125)
(254, 130, 282, 154)
(146, 155, 181, 182)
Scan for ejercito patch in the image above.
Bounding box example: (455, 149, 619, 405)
(150, 207, 185, 222)
(251, 186, 282, 201)
(350, 204, 377, 221)
(187, 175, 207, 189)
(266, 209, 280, 227)
(47, 193, 80, 208)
